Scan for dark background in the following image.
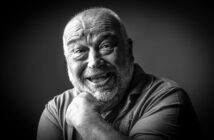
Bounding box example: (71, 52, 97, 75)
(2, 0, 213, 139)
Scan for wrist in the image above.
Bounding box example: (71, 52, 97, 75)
(74, 111, 100, 127)
(74, 112, 102, 137)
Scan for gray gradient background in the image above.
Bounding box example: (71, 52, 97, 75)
(2, 0, 214, 139)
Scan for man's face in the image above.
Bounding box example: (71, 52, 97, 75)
(63, 13, 133, 102)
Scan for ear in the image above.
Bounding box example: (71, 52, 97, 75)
(127, 38, 135, 62)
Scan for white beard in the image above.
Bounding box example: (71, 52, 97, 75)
(67, 63, 133, 103)
(70, 76, 119, 103)
(90, 84, 119, 102)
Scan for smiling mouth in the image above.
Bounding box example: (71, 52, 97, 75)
(86, 72, 114, 86)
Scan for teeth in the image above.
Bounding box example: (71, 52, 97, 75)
(88, 73, 111, 83)
(91, 73, 108, 79)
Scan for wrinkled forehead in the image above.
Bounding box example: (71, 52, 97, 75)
(63, 12, 123, 44)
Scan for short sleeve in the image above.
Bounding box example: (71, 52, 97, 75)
(44, 99, 62, 129)
(37, 106, 63, 140)
(37, 90, 75, 140)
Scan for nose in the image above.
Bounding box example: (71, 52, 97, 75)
(88, 49, 104, 68)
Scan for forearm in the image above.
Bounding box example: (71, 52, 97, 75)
(74, 115, 130, 140)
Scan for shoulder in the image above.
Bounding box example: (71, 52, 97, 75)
(134, 74, 191, 117)
(149, 74, 180, 91)
(46, 89, 74, 115)
(144, 74, 184, 98)
(131, 72, 189, 115)
(47, 89, 74, 109)
(130, 64, 182, 97)
(130, 64, 188, 106)
(150, 76, 190, 103)
(129, 64, 187, 109)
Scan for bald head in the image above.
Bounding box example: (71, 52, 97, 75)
(63, 7, 128, 55)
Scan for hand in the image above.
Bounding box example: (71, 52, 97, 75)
(65, 91, 102, 128)
(65, 91, 129, 140)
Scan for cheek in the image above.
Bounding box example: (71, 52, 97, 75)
(103, 48, 128, 71)
(67, 60, 85, 80)
(103, 52, 118, 69)
(113, 49, 129, 69)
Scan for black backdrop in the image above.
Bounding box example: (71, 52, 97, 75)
(2, 0, 214, 139)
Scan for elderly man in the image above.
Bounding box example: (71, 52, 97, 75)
(37, 7, 202, 140)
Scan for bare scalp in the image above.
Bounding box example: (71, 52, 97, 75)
(63, 7, 128, 55)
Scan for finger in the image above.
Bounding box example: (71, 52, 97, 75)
(77, 92, 102, 107)
(78, 91, 95, 100)
(73, 87, 81, 97)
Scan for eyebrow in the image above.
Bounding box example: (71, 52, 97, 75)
(66, 35, 82, 46)
(93, 31, 117, 44)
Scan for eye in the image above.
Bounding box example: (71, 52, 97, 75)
(99, 42, 116, 55)
(101, 44, 113, 50)
(74, 49, 86, 54)
(71, 47, 88, 60)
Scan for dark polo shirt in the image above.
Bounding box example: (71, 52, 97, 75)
(37, 64, 202, 140)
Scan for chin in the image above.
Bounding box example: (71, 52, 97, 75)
(92, 87, 118, 102)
